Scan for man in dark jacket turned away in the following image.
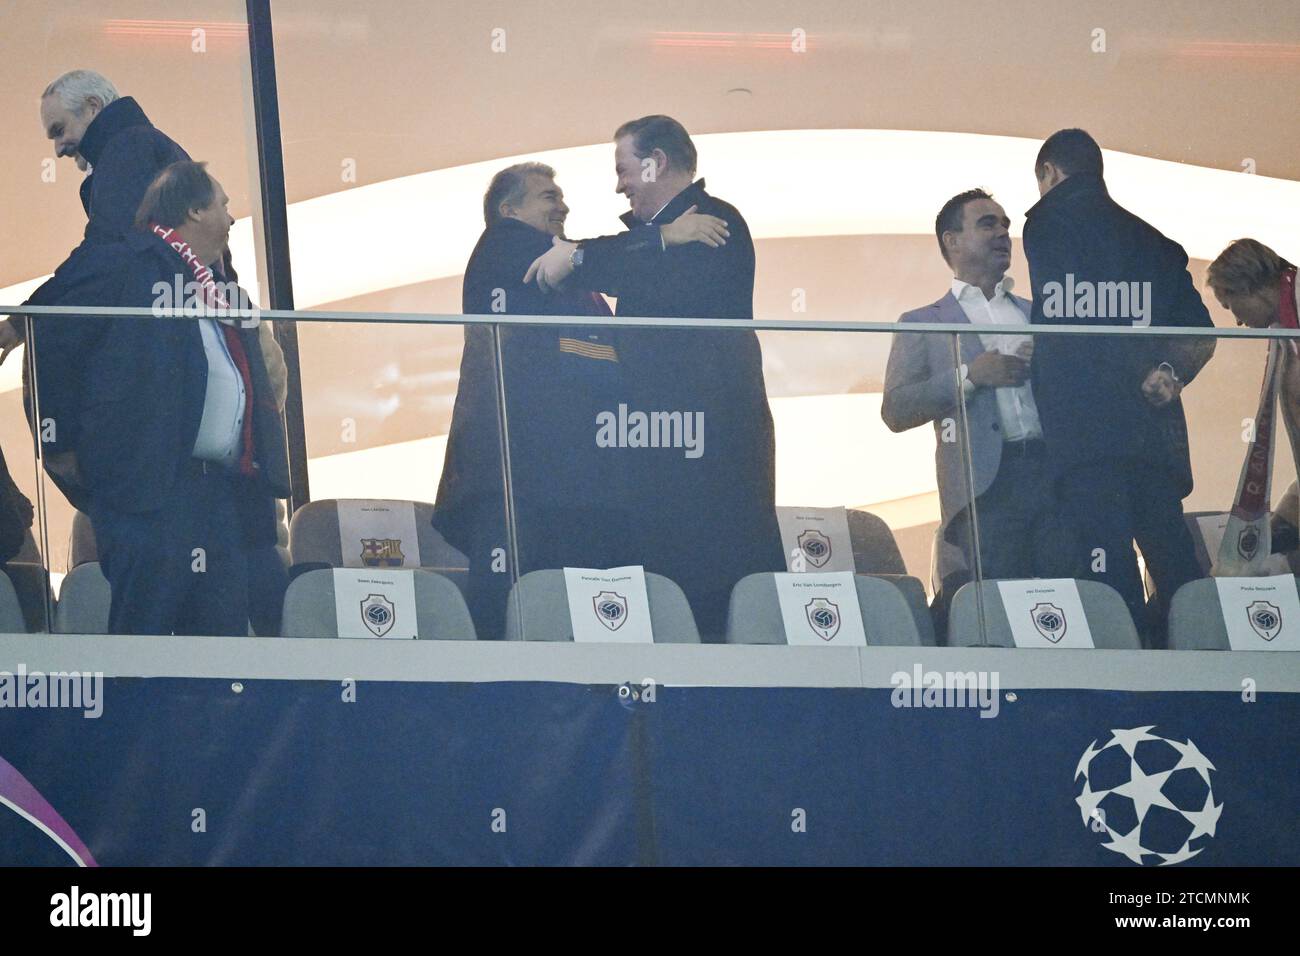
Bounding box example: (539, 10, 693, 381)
(525, 115, 784, 640)
(6, 71, 193, 498)
(32, 162, 289, 636)
(435, 162, 726, 638)
(1024, 129, 1216, 640)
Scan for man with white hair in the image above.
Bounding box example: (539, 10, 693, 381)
(1, 70, 191, 358)
(40, 69, 189, 245)
(13, 72, 286, 468)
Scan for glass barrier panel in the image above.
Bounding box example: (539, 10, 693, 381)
(0, 0, 258, 635)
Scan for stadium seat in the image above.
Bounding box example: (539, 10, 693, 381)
(52, 562, 111, 634)
(69, 511, 98, 569)
(930, 525, 968, 597)
(725, 572, 923, 645)
(0, 569, 29, 634)
(3, 562, 53, 632)
(1166, 577, 1300, 650)
(288, 499, 468, 593)
(280, 568, 477, 640)
(504, 569, 700, 642)
(846, 509, 907, 575)
(13, 528, 43, 565)
(947, 579, 1141, 649)
(860, 573, 936, 645)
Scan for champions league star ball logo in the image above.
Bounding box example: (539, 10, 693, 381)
(360, 594, 396, 637)
(805, 598, 841, 641)
(796, 529, 832, 569)
(1030, 602, 1067, 643)
(1247, 600, 1282, 641)
(593, 591, 628, 631)
(1075, 726, 1222, 865)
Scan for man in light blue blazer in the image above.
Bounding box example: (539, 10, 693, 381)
(882, 189, 1068, 632)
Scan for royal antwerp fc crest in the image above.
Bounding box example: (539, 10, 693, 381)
(1247, 600, 1282, 641)
(1031, 602, 1067, 643)
(593, 591, 628, 631)
(360, 593, 396, 637)
(797, 529, 832, 569)
(805, 598, 841, 641)
(1237, 525, 1261, 562)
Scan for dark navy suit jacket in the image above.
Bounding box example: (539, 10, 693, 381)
(31, 233, 288, 544)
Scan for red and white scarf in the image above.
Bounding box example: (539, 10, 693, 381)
(150, 223, 257, 477)
(1215, 267, 1299, 575)
(150, 223, 230, 311)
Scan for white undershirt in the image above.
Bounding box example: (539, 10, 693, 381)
(952, 276, 1043, 443)
(192, 319, 247, 463)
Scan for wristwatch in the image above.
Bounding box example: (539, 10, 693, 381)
(1157, 361, 1181, 383)
(569, 244, 584, 270)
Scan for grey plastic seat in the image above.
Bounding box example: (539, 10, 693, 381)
(13, 528, 43, 565)
(288, 499, 468, 593)
(505, 569, 700, 642)
(846, 509, 907, 575)
(280, 568, 476, 640)
(947, 579, 1140, 649)
(3, 562, 53, 632)
(69, 510, 99, 569)
(1166, 576, 1300, 650)
(0, 569, 28, 634)
(861, 573, 937, 645)
(725, 572, 923, 646)
(52, 562, 111, 634)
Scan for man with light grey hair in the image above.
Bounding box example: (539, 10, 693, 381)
(1, 71, 192, 360)
(39, 69, 188, 245)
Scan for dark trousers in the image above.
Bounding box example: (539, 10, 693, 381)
(460, 501, 635, 640)
(89, 468, 249, 636)
(936, 441, 1070, 640)
(1056, 460, 1202, 644)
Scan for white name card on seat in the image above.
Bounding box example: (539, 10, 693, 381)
(332, 569, 418, 639)
(996, 579, 1094, 648)
(563, 566, 654, 643)
(1215, 575, 1300, 650)
(777, 506, 856, 573)
(774, 572, 867, 646)
(337, 500, 422, 569)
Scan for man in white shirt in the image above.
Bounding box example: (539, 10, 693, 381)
(882, 189, 1067, 636)
(35, 161, 290, 635)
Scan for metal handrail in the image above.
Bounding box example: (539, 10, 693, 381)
(4, 304, 1294, 338)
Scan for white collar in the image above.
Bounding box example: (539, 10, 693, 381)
(951, 274, 1014, 301)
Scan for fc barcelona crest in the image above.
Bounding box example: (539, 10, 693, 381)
(805, 597, 841, 641)
(593, 591, 628, 631)
(360, 538, 405, 568)
(797, 529, 832, 569)
(360, 593, 396, 637)
(1030, 602, 1067, 643)
(1247, 600, 1282, 642)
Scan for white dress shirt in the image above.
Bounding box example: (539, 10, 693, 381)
(952, 276, 1043, 443)
(192, 319, 247, 464)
